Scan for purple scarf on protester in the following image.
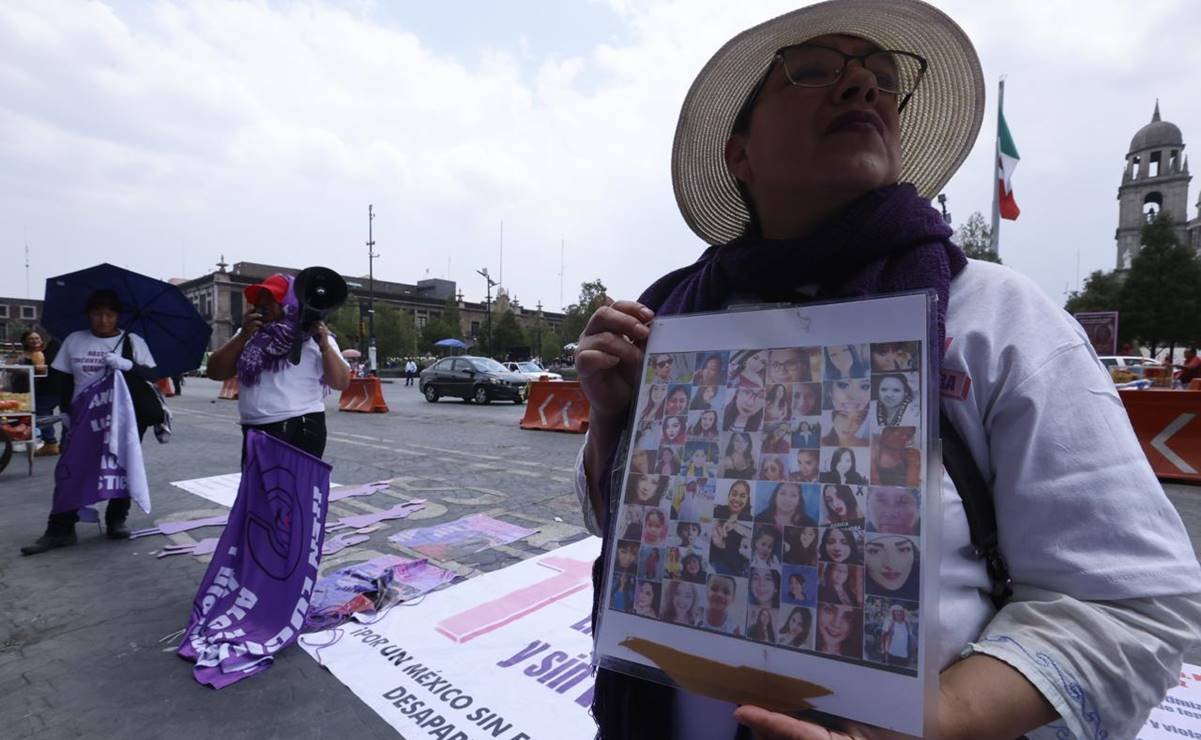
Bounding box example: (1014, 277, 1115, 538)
(589, 183, 967, 740)
(236, 274, 302, 388)
(638, 183, 964, 352)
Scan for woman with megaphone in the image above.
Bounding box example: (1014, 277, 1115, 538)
(207, 271, 351, 465)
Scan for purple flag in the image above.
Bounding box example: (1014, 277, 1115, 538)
(176, 429, 331, 688)
(51, 371, 149, 515)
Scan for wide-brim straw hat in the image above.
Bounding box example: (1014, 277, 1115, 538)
(672, 0, 985, 245)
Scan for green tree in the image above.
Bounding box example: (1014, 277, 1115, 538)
(1065, 270, 1124, 315)
(326, 303, 363, 351)
(420, 318, 456, 354)
(1119, 210, 1201, 356)
(525, 314, 562, 361)
(326, 301, 415, 362)
(561, 279, 609, 343)
(374, 303, 416, 361)
(492, 309, 527, 357)
(441, 294, 463, 339)
(955, 211, 1002, 264)
(540, 332, 563, 362)
(1065, 269, 1132, 350)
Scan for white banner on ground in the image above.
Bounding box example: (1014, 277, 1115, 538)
(171, 473, 340, 508)
(170, 473, 243, 507)
(300, 537, 601, 740)
(1139, 663, 1201, 739)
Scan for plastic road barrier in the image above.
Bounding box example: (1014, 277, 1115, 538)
(1119, 388, 1201, 484)
(520, 380, 589, 433)
(157, 378, 175, 397)
(339, 377, 389, 413)
(217, 377, 239, 400)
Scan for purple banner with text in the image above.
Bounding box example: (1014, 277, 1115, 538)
(177, 429, 331, 688)
(51, 371, 149, 515)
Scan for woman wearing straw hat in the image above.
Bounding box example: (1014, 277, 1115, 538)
(575, 0, 1201, 737)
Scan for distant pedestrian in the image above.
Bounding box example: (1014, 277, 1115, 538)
(405, 358, 418, 386)
(171, 374, 184, 395)
(206, 273, 350, 466)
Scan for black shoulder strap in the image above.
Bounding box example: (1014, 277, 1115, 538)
(940, 409, 1012, 610)
(121, 331, 133, 360)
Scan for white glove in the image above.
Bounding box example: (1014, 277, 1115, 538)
(104, 353, 134, 371)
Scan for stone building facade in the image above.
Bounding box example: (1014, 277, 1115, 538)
(0, 297, 44, 346)
(173, 259, 565, 355)
(1116, 103, 1201, 268)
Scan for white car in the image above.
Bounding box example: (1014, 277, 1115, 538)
(504, 361, 562, 381)
(1097, 356, 1163, 376)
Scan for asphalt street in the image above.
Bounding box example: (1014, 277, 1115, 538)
(0, 378, 589, 740)
(1, 378, 1199, 739)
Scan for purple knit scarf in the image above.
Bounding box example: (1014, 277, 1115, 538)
(236, 275, 302, 388)
(639, 183, 965, 353)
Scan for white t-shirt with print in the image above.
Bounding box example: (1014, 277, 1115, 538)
(236, 331, 348, 426)
(575, 259, 1201, 740)
(51, 330, 156, 401)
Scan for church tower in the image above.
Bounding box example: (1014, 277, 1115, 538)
(1116, 102, 1191, 268)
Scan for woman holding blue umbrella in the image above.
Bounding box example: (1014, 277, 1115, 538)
(21, 289, 158, 554)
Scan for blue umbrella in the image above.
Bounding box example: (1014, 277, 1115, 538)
(433, 338, 467, 349)
(42, 263, 212, 378)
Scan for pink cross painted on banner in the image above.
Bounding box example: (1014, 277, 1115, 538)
(435, 556, 593, 644)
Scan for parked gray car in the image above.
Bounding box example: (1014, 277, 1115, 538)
(419, 356, 528, 404)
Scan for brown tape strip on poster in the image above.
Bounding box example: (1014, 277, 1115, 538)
(620, 637, 833, 713)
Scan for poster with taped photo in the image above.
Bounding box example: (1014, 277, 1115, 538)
(595, 294, 939, 736)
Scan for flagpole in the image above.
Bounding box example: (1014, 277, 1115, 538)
(989, 77, 1005, 254)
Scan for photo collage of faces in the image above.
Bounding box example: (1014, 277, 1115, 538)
(607, 343, 925, 674)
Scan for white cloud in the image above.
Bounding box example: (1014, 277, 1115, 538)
(2, 0, 1200, 320)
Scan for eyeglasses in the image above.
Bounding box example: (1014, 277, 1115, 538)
(655, 359, 673, 368)
(734, 44, 928, 131)
(777, 45, 926, 100)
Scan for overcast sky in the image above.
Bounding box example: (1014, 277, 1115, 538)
(3, 0, 1200, 313)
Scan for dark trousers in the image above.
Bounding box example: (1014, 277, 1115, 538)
(46, 423, 148, 534)
(35, 392, 59, 445)
(240, 412, 327, 468)
(405, 372, 414, 386)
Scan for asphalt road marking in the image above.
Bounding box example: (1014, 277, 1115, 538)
(170, 407, 576, 473)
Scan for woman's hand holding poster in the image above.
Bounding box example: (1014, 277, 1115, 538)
(594, 293, 938, 736)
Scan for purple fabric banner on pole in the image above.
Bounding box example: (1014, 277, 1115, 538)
(51, 371, 150, 515)
(177, 429, 332, 688)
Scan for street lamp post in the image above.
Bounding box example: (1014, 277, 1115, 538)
(367, 205, 379, 372)
(936, 193, 951, 224)
(535, 300, 543, 363)
(476, 267, 497, 358)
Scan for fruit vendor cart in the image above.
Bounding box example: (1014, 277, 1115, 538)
(0, 364, 36, 475)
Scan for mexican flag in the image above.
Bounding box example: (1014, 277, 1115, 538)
(996, 105, 1020, 220)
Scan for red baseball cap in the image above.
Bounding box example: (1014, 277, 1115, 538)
(244, 274, 290, 305)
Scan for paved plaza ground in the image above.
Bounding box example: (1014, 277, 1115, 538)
(1, 378, 1198, 739)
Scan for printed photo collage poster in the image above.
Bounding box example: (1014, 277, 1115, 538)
(594, 293, 940, 736)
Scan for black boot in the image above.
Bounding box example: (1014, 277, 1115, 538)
(21, 515, 78, 555)
(106, 498, 132, 540)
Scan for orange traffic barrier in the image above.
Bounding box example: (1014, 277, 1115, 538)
(520, 380, 589, 433)
(218, 377, 239, 400)
(339, 377, 389, 413)
(1119, 389, 1201, 484)
(156, 378, 175, 397)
